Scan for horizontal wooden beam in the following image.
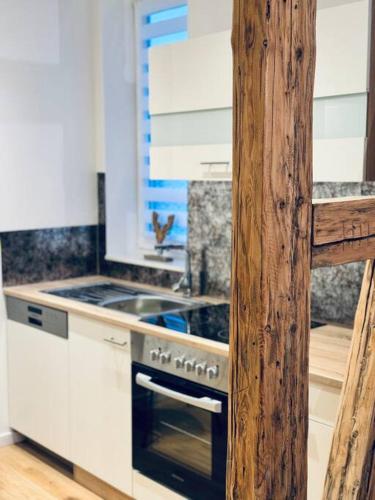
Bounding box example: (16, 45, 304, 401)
(312, 196, 375, 268)
(312, 236, 375, 268)
(312, 196, 375, 246)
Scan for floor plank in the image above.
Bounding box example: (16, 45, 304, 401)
(0, 444, 101, 500)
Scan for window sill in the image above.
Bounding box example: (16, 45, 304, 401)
(105, 253, 185, 273)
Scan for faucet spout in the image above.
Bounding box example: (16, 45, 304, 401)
(154, 244, 192, 297)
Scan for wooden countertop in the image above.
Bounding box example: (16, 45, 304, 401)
(3, 275, 352, 388)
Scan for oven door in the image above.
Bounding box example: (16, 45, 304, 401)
(132, 362, 227, 500)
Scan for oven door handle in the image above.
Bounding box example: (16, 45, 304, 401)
(135, 373, 222, 414)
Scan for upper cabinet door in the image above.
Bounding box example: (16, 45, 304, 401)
(149, 30, 232, 115)
(149, 0, 369, 115)
(315, 0, 369, 98)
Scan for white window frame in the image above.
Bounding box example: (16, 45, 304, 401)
(134, 0, 188, 252)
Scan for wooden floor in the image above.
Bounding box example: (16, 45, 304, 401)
(0, 443, 101, 500)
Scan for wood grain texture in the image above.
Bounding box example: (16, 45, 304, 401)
(312, 196, 375, 246)
(227, 1, 316, 498)
(365, 0, 375, 181)
(312, 236, 375, 268)
(0, 444, 100, 500)
(74, 466, 132, 500)
(323, 260, 375, 499)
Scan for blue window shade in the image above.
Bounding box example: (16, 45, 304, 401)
(146, 31, 188, 48)
(138, 3, 188, 246)
(147, 5, 188, 24)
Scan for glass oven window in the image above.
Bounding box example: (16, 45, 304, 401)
(147, 393, 212, 478)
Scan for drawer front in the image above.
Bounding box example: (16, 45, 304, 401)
(6, 296, 67, 338)
(69, 314, 130, 349)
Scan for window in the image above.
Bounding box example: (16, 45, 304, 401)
(135, 1, 188, 248)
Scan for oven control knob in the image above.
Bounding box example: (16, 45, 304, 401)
(174, 355, 186, 369)
(195, 362, 207, 376)
(207, 366, 219, 379)
(185, 359, 196, 372)
(150, 349, 160, 362)
(159, 351, 171, 364)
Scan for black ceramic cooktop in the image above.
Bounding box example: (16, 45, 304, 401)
(141, 303, 231, 344)
(141, 303, 326, 345)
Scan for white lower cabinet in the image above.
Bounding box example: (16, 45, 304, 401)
(133, 471, 186, 500)
(308, 418, 334, 500)
(7, 319, 70, 460)
(308, 381, 341, 500)
(69, 314, 132, 496)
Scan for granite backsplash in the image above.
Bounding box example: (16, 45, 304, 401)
(0, 225, 98, 286)
(2, 172, 373, 327)
(188, 181, 375, 326)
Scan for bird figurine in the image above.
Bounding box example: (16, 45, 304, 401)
(152, 211, 175, 245)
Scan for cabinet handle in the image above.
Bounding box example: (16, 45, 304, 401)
(104, 337, 127, 347)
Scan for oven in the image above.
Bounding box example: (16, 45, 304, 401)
(132, 362, 227, 499)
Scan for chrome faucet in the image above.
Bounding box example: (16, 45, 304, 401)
(154, 244, 192, 297)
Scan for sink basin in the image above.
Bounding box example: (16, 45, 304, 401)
(103, 295, 198, 317)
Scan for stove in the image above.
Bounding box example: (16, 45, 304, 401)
(141, 303, 326, 345)
(140, 303, 230, 344)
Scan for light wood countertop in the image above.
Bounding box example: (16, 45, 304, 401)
(3, 275, 352, 387)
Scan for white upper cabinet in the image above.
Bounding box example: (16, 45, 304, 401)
(149, 31, 232, 115)
(149, 1, 369, 115)
(315, 0, 369, 98)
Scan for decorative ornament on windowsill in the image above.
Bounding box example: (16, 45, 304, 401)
(144, 211, 175, 263)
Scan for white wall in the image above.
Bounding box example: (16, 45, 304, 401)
(0, 0, 99, 232)
(0, 0, 101, 446)
(100, 0, 138, 260)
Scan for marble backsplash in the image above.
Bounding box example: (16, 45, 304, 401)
(188, 181, 375, 326)
(0, 225, 98, 286)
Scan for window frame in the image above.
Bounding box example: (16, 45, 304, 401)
(134, 0, 189, 252)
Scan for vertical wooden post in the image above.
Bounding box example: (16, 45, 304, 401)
(227, 1, 316, 499)
(323, 260, 375, 499)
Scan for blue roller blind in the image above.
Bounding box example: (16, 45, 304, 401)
(138, 3, 188, 246)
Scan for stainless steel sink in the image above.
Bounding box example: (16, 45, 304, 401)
(102, 294, 199, 317)
(44, 282, 202, 318)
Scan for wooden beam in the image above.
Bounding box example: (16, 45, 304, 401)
(323, 260, 375, 499)
(365, 0, 375, 180)
(312, 237, 375, 268)
(227, 1, 316, 499)
(311, 196, 375, 268)
(312, 196, 375, 246)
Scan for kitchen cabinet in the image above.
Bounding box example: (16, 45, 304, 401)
(307, 381, 341, 500)
(149, 1, 368, 115)
(149, 30, 232, 115)
(133, 471, 186, 500)
(7, 319, 70, 460)
(69, 314, 132, 496)
(150, 144, 232, 180)
(308, 418, 334, 500)
(150, 138, 365, 182)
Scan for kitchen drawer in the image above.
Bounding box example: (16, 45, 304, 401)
(69, 314, 130, 348)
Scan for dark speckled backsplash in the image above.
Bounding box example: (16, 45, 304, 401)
(188, 181, 375, 326)
(2, 173, 373, 326)
(0, 226, 98, 286)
